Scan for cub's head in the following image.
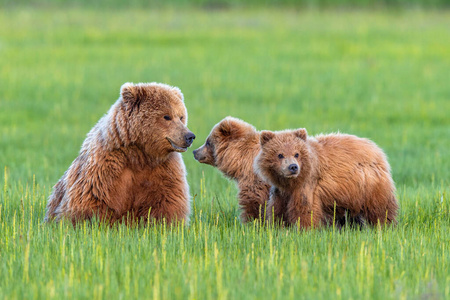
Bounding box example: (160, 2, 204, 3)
(193, 117, 259, 179)
(120, 82, 195, 155)
(254, 128, 309, 187)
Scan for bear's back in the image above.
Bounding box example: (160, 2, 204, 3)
(312, 133, 394, 216)
(314, 133, 389, 170)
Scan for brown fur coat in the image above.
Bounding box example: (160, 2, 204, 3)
(45, 82, 195, 225)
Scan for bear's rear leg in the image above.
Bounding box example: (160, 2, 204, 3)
(365, 195, 398, 226)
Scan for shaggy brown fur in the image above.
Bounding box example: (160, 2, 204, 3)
(255, 129, 398, 228)
(45, 82, 196, 225)
(193, 117, 270, 222)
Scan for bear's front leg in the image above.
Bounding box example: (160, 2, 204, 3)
(146, 180, 190, 224)
(238, 180, 270, 223)
(132, 182, 190, 225)
(286, 186, 323, 229)
(132, 156, 190, 225)
(266, 187, 289, 226)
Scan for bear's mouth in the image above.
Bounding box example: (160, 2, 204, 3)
(167, 138, 188, 152)
(282, 171, 299, 179)
(284, 174, 299, 179)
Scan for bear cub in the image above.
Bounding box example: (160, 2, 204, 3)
(193, 117, 270, 222)
(45, 82, 195, 225)
(255, 129, 398, 228)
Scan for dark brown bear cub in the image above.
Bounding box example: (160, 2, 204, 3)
(45, 82, 195, 225)
(254, 129, 398, 228)
(193, 117, 270, 222)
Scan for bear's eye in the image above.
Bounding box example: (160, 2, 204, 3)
(164, 115, 172, 121)
(278, 154, 284, 159)
(294, 153, 299, 158)
(205, 140, 211, 147)
(180, 116, 184, 121)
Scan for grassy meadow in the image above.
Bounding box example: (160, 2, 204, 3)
(1, 5, 449, 299)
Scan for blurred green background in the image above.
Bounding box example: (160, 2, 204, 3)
(1, 2, 449, 189)
(2, 0, 450, 8)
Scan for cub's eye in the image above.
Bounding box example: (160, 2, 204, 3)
(278, 154, 284, 159)
(294, 153, 299, 158)
(164, 115, 172, 121)
(180, 116, 184, 121)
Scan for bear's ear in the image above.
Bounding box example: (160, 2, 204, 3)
(120, 82, 147, 108)
(260, 131, 276, 146)
(218, 119, 232, 137)
(217, 118, 239, 138)
(293, 128, 307, 141)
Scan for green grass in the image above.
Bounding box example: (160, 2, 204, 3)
(1, 7, 449, 299)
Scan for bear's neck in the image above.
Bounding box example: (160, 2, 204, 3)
(80, 102, 171, 167)
(83, 101, 132, 153)
(220, 157, 255, 181)
(124, 144, 175, 168)
(277, 176, 308, 193)
(276, 186, 301, 200)
(219, 141, 260, 182)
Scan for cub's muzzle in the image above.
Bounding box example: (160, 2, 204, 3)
(193, 148, 204, 161)
(288, 163, 299, 174)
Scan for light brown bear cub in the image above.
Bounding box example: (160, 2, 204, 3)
(45, 82, 196, 225)
(193, 117, 270, 222)
(255, 129, 398, 228)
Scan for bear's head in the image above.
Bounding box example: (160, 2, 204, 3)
(120, 82, 195, 155)
(193, 117, 259, 179)
(254, 128, 310, 188)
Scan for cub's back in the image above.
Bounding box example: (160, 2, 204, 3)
(312, 133, 393, 211)
(314, 133, 390, 170)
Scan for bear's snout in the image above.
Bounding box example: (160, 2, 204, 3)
(288, 164, 299, 174)
(185, 132, 196, 147)
(193, 145, 215, 166)
(193, 148, 201, 160)
(281, 160, 300, 178)
(193, 146, 208, 162)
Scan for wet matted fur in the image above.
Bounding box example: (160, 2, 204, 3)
(45, 82, 195, 225)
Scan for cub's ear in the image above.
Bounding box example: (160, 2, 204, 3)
(217, 118, 238, 137)
(120, 82, 147, 108)
(293, 128, 307, 141)
(260, 131, 276, 146)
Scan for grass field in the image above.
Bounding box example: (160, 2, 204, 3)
(1, 6, 449, 299)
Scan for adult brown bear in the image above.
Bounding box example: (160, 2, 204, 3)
(45, 82, 195, 225)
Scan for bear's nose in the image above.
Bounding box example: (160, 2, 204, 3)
(288, 164, 299, 174)
(185, 132, 196, 146)
(193, 149, 202, 161)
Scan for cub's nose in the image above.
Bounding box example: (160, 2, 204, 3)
(193, 149, 199, 160)
(288, 164, 299, 174)
(185, 132, 196, 146)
